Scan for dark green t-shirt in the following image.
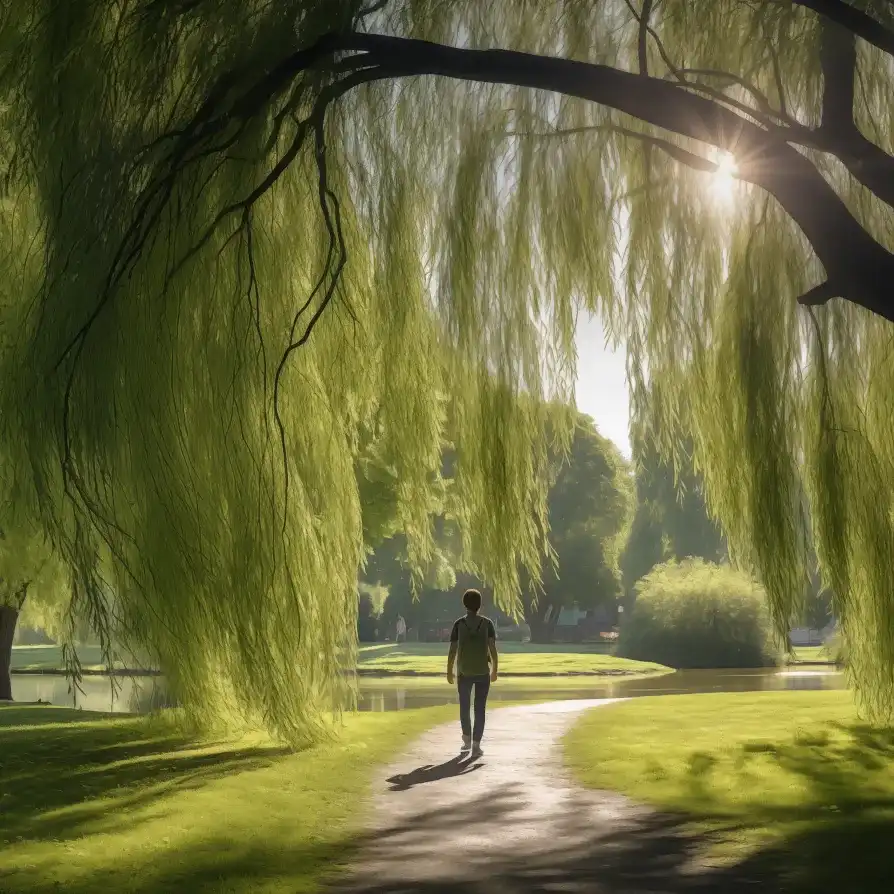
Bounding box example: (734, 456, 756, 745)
(450, 614, 496, 677)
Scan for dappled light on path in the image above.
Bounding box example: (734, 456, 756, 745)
(334, 699, 894, 894)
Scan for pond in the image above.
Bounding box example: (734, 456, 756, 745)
(9, 667, 845, 715)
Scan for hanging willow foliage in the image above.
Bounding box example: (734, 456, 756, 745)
(2, 0, 894, 734)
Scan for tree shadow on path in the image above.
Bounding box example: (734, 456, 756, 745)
(337, 718, 894, 894)
(387, 755, 484, 791)
(334, 787, 894, 893)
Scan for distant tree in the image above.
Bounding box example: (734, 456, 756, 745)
(621, 426, 725, 600)
(0, 520, 66, 701)
(801, 538, 834, 632)
(365, 525, 459, 634)
(802, 582, 834, 632)
(524, 417, 632, 643)
(357, 592, 379, 643)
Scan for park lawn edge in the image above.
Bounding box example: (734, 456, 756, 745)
(12, 641, 674, 677)
(560, 689, 894, 879)
(562, 689, 861, 808)
(4, 692, 581, 892)
(0, 702, 461, 893)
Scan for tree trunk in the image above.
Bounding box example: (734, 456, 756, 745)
(525, 598, 561, 644)
(0, 584, 27, 702)
(0, 604, 19, 701)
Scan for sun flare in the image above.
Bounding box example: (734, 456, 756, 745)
(710, 149, 739, 201)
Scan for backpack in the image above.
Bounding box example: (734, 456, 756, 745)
(456, 616, 491, 677)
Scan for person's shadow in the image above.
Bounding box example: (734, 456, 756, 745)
(386, 754, 484, 791)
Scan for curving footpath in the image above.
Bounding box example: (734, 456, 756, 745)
(333, 700, 774, 892)
(333, 699, 768, 893)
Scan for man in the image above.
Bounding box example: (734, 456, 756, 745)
(395, 614, 407, 644)
(447, 588, 499, 757)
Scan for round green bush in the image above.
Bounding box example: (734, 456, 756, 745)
(617, 559, 781, 669)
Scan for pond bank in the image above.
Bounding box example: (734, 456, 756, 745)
(355, 667, 669, 678)
(10, 666, 845, 715)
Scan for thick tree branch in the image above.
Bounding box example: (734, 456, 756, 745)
(341, 33, 894, 321)
(810, 18, 894, 209)
(637, 0, 654, 76)
(792, 0, 894, 58)
(819, 19, 857, 126)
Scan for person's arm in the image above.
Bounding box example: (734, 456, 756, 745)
(488, 621, 499, 681)
(447, 621, 459, 684)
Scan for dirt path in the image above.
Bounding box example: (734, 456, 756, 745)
(332, 699, 759, 893)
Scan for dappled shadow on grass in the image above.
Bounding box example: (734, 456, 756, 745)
(7, 708, 894, 893)
(14, 799, 894, 894)
(0, 705, 287, 849)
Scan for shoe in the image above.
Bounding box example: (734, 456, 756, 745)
(461, 735, 472, 751)
(471, 741, 483, 758)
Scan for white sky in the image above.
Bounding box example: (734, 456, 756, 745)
(574, 313, 631, 457)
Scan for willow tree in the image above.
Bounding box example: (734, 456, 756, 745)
(3, 0, 894, 733)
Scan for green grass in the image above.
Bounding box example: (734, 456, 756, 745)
(358, 671, 670, 690)
(358, 642, 668, 675)
(11, 643, 107, 671)
(565, 691, 894, 891)
(14, 642, 668, 677)
(786, 644, 836, 664)
(0, 702, 457, 893)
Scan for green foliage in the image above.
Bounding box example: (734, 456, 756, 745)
(0, 479, 68, 638)
(525, 416, 632, 639)
(621, 408, 725, 596)
(2, 0, 894, 732)
(357, 591, 379, 642)
(618, 560, 781, 669)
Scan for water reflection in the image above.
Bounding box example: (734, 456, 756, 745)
(356, 667, 845, 711)
(10, 667, 845, 716)
(10, 674, 173, 714)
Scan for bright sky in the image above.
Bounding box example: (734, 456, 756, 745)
(574, 313, 631, 458)
(571, 151, 739, 459)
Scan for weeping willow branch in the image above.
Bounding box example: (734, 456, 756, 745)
(510, 123, 720, 174)
(329, 32, 894, 320)
(11, 0, 894, 738)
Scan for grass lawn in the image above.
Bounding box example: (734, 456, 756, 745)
(11, 643, 108, 671)
(564, 691, 894, 891)
(0, 702, 457, 893)
(786, 644, 836, 664)
(14, 642, 669, 677)
(359, 671, 669, 690)
(358, 642, 668, 676)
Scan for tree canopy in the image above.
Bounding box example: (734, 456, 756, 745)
(621, 410, 725, 597)
(4, 0, 894, 732)
(524, 415, 632, 641)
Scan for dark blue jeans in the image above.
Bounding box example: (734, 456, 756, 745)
(457, 674, 491, 741)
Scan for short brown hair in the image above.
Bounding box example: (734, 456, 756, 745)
(462, 588, 482, 613)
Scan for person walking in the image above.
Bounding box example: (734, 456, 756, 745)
(446, 588, 498, 758)
(395, 614, 407, 644)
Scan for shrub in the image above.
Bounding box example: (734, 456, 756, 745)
(617, 559, 781, 668)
